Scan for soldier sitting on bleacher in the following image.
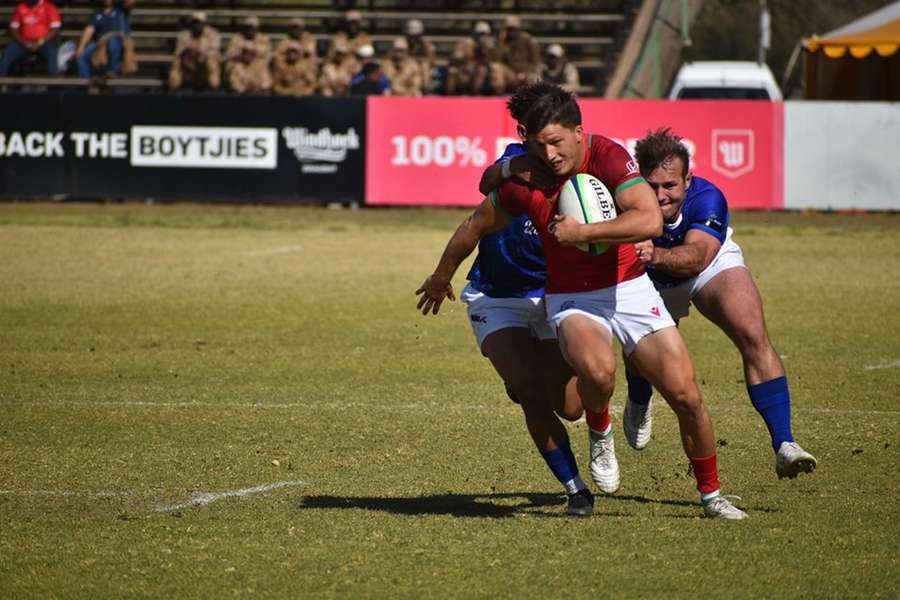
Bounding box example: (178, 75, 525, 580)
(225, 15, 270, 78)
(326, 10, 370, 62)
(276, 17, 316, 61)
(168, 11, 221, 92)
(319, 39, 355, 97)
(540, 42, 579, 93)
(75, 0, 136, 79)
(496, 15, 540, 92)
(229, 41, 271, 95)
(271, 38, 318, 97)
(382, 37, 422, 97)
(446, 21, 504, 96)
(403, 19, 434, 94)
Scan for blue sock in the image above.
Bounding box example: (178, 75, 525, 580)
(748, 376, 794, 451)
(541, 442, 581, 492)
(626, 368, 653, 406)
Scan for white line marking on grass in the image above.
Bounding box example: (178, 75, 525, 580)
(158, 479, 306, 513)
(242, 245, 304, 257)
(864, 359, 900, 371)
(8, 400, 900, 417)
(0, 489, 131, 498)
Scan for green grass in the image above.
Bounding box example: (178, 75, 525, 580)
(1, 202, 898, 599)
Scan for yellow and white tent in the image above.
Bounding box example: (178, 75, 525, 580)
(804, 1, 900, 99)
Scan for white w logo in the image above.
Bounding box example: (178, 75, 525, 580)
(718, 141, 745, 168)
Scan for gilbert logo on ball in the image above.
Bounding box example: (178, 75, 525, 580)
(557, 173, 617, 254)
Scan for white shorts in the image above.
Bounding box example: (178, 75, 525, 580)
(656, 237, 747, 320)
(460, 283, 556, 351)
(545, 274, 675, 355)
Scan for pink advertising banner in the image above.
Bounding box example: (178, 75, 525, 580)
(365, 97, 783, 209)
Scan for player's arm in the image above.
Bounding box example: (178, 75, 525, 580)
(478, 153, 557, 195)
(416, 195, 510, 315)
(551, 180, 662, 245)
(635, 229, 721, 278)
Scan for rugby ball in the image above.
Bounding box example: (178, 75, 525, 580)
(557, 173, 618, 254)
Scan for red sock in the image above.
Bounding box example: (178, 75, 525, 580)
(585, 406, 611, 433)
(689, 454, 721, 495)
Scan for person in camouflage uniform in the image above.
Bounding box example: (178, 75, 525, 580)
(326, 10, 370, 62)
(275, 16, 316, 60)
(229, 41, 271, 94)
(382, 37, 422, 96)
(225, 15, 270, 78)
(168, 11, 221, 91)
(403, 19, 435, 94)
(271, 38, 318, 96)
(496, 15, 540, 91)
(540, 43, 580, 93)
(319, 39, 356, 97)
(447, 21, 504, 95)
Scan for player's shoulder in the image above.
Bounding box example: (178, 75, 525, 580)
(686, 175, 727, 207)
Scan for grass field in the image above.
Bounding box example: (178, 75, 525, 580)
(1, 202, 898, 599)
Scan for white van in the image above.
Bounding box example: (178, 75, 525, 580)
(668, 61, 783, 100)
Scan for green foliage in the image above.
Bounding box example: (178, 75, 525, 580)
(1, 203, 898, 598)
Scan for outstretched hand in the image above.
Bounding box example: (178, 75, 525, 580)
(415, 274, 456, 315)
(633, 240, 655, 265)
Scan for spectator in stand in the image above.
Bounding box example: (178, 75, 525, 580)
(326, 10, 370, 61)
(226, 15, 270, 78)
(540, 43, 579, 93)
(403, 19, 434, 93)
(229, 41, 271, 94)
(75, 0, 136, 79)
(350, 43, 389, 95)
(276, 16, 316, 60)
(0, 0, 62, 76)
(319, 39, 355, 97)
(271, 38, 318, 96)
(168, 11, 221, 91)
(382, 37, 422, 96)
(447, 20, 504, 95)
(497, 15, 540, 91)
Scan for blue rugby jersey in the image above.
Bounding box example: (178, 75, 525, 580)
(647, 175, 730, 289)
(466, 143, 547, 298)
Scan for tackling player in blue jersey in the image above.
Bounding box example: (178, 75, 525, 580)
(416, 83, 619, 517)
(623, 128, 817, 479)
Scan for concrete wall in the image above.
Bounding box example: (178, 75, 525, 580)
(785, 102, 900, 210)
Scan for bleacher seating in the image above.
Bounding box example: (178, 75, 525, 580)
(0, 0, 640, 94)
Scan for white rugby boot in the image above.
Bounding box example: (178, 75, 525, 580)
(702, 494, 748, 520)
(775, 441, 818, 479)
(622, 396, 652, 450)
(588, 427, 620, 494)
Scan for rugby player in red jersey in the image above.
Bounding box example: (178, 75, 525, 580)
(418, 83, 746, 519)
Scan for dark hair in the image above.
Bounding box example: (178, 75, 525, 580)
(519, 84, 581, 136)
(634, 128, 691, 178)
(506, 81, 559, 123)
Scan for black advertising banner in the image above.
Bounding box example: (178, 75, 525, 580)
(0, 93, 365, 204)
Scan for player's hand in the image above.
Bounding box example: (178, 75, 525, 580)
(512, 154, 558, 189)
(548, 214, 582, 245)
(415, 274, 455, 315)
(634, 240, 655, 264)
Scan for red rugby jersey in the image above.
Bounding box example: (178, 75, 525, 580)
(10, 1, 61, 43)
(494, 134, 646, 293)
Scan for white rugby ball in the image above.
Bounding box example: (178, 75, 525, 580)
(557, 173, 618, 254)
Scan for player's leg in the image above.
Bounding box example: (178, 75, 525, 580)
(629, 327, 746, 519)
(555, 314, 620, 494)
(692, 265, 817, 478)
(621, 281, 691, 451)
(534, 339, 583, 422)
(481, 328, 592, 515)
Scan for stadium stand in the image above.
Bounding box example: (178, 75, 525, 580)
(0, 0, 641, 94)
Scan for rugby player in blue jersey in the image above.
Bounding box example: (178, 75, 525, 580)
(622, 128, 817, 479)
(416, 83, 619, 517)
